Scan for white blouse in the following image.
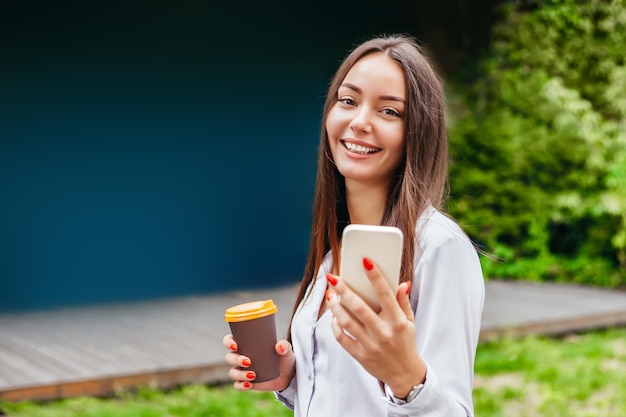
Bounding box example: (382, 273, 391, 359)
(276, 207, 485, 417)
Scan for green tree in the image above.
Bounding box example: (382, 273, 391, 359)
(448, 0, 626, 286)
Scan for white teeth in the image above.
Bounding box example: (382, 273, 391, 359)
(344, 142, 379, 154)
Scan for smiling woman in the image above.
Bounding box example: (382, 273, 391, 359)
(222, 34, 485, 417)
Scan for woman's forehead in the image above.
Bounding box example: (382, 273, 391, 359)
(341, 53, 406, 98)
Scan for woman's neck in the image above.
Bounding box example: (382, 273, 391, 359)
(345, 179, 390, 225)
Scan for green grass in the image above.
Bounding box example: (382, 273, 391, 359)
(3, 328, 626, 417)
(0, 385, 292, 417)
(473, 327, 626, 417)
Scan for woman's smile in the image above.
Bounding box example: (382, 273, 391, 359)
(341, 139, 382, 156)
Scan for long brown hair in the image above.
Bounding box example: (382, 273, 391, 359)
(288, 34, 448, 337)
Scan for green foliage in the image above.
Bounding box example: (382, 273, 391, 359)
(448, 0, 626, 285)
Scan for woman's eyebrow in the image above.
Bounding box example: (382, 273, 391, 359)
(340, 82, 405, 103)
(380, 94, 405, 103)
(341, 82, 362, 94)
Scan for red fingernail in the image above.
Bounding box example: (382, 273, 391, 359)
(363, 257, 374, 271)
(278, 344, 286, 354)
(326, 273, 338, 286)
(243, 381, 251, 388)
(242, 358, 251, 367)
(246, 372, 256, 379)
(325, 289, 333, 301)
(229, 343, 237, 351)
(405, 281, 412, 295)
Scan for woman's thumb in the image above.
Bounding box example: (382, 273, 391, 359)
(276, 340, 292, 356)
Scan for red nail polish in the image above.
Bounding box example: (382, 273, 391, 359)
(243, 381, 251, 388)
(325, 289, 333, 301)
(326, 273, 338, 286)
(405, 281, 412, 295)
(278, 344, 286, 354)
(242, 358, 251, 367)
(363, 257, 374, 271)
(246, 372, 256, 379)
(229, 343, 237, 351)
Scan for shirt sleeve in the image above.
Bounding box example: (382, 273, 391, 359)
(274, 376, 297, 410)
(382, 232, 485, 417)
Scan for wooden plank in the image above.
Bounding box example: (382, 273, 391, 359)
(113, 320, 212, 359)
(34, 325, 184, 374)
(25, 302, 214, 361)
(1, 307, 219, 381)
(0, 384, 59, 402)
(480, 310, 626, 342)
(0, 363, 232, 402)
(11, 315, 194, 372)
(0, 342, 64, 386)
(2, 315, 192, 388)
(0, 347, 36, 387)
(2, 326, 119, 378)
(121, 298, 226, 335)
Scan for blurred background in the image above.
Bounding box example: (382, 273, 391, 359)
(0, 0, 499, 312)
(2, 0, 625, 313)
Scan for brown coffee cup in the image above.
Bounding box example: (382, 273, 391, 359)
(224, 299, 279, 383)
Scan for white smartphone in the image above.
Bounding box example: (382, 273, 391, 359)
(339, 224, 404, 312)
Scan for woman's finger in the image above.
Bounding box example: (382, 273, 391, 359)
(224, 351, 251, 367)
(362, 257, 401, 313)
(329, 309, 363, 357)
(326, 289, 370, 346)
(222, 334, 238, 351)
(327, 273, 378, 327)
(397, 281, 414, 321)
(228, 366, 257, 382)
(233, 380, 253, 391)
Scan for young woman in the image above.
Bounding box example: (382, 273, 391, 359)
(223, 34, 485, 417)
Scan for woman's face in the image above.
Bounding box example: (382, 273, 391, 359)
(326, 52, 406, 189)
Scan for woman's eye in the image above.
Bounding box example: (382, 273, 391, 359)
(339, 97, 356, 106)
(383, 108, 400, 117)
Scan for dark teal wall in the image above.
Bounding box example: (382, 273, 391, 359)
(0, 1, 422, 312)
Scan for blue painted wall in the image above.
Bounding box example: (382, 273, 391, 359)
(0, 1, 420, 312)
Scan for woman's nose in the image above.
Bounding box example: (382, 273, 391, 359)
(349, 107, 373, 133)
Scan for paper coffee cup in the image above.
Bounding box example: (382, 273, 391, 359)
(224, 299, 279, 382)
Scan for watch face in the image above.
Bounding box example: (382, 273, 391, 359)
(406, 383, 424, 402)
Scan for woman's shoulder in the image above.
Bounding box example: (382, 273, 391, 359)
(416, 206, 475, 251)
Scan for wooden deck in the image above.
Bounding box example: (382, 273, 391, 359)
(2, 280, 626, 402)
(0, 284, 300, 402)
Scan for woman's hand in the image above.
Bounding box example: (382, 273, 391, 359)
(223, 334, 296, 392)
(326, 257, 426, 398)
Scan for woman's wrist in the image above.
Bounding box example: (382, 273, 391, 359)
(277, 370, 296, 392)
(387, 361, 426, 399)
(389, 378, 424, 399)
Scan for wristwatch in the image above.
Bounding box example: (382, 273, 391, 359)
(388, 383, 424, 405)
